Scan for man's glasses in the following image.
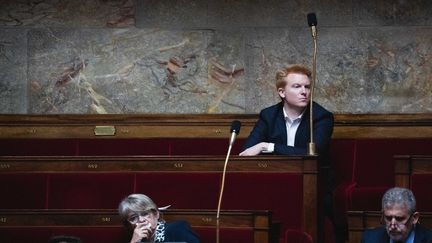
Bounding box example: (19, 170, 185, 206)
(382, 213, 413, 228)
(127, 210, 152, 224)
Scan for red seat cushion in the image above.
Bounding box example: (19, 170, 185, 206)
(284, 229, 313, 243)
(0, 173, 47, 209)
(0, 228, 51, 243)
(411, 174, 432, 211)
(0, 139, 78, 156)
(136, 171, 303, 241)
(48, 173, 134, 209)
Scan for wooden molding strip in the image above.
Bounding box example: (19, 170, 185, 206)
(0, 114, 431, 138)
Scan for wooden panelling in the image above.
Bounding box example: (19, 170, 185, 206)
(0, 155, 315, 172)
(0, 209, 271, 243)
(0, 114, 431, 139)
(395, 155, 432, 188)
(0, 155, 317, 242)
(347, 211, 432, 243)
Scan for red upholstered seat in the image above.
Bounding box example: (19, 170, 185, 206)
(0, 173, 47, 209)
(77, 138, 170, 155)
(48, 173, 134, 209)
(169, 138, 245, 155)
(0, 226, 255, 243)
(411, 174, 432, 212)
(0, 227, 129, 243)
(197, 228, 254, 243)
(50, 227, 129, 243)
(136, 172, 220, 210)
(0, 228, 52, 243)
(0, 138, 246, 156)
(284, 229, 313, 243)
(136, 172, 303, 242)
(0, 139, 78, 156)
(331, 138, 432, 237)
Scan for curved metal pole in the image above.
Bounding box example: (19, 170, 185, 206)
(308, 26, 317, 156)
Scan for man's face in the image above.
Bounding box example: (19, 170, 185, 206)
(278, 73, 311, 110)
(383, 204, 419, 241)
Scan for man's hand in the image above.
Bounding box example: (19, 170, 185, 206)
(239, 142, 269, 156)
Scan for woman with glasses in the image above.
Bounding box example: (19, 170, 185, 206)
(361, 187, 432, 243)
(119, 194, 200, 243)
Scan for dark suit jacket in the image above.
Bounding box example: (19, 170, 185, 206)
(242, 101, 334, 166)
(361, 224, 432, 243)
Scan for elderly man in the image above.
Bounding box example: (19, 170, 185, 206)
(361, 187, 432, 243)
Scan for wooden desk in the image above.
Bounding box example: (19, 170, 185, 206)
(395, 155, 432, 188)
(0, 155, 317, 242)
(0, 209, 271, 243)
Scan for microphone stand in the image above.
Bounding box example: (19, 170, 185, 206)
(216, 121, 240, 243)
(216, 135, 233, 243)
(308, 14, 318, 156)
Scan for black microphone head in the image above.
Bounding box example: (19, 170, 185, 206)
(230, 120, 241, 135)
(307, 13, 317, 27)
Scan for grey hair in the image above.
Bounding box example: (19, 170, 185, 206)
(382, 187, 416, 214)
(118, 194, 158, 221)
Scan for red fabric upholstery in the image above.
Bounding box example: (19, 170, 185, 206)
(77, 138, 170, 155)
(5, 137, 432, 242)
(50, 227, 129, 242)
(0, 138, 245, 156)
(345, 139, 432, 212)
(284, 229, 313, 243)
(48, 173, 134, 209)
(411, 174, 432, 211)
(0, 227, 255, 243)
(349, 186, 389, 211)
(0, 139, 78, 156)
(323, 217, 336, 243)
(330, 138, 432, 241)
(354, 139, 432, 188)
(197, 228, 254, 243)
(330, 139, 356, 185)
(0, 173, 47, 209)
(0, 227, 129, 243)
(169, 138, 245, 155)
(222, 173, 303, 232)
(0, 228, 51, 243)
(332, 181, 356, 225)
(136, 172, 303, 241)
(136, 172, 220, 210)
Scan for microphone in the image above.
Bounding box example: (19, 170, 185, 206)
(307, 12, 318, 156)
(229, 120, 241, 147)
(307, 13, 317, 39)
(216, 120, 241, 243)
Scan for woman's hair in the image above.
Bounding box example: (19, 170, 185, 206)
(118, 194, 158, 222)
(275, 64, 312, 90)
(382, 187, 417, 215)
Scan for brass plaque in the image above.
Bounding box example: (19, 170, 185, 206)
(94, 126, 116, 136)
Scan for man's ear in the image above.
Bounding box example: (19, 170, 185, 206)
(412, 212, 420, 224)
(278, 88, 285, 98)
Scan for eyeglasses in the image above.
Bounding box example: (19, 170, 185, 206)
(382, 213, 413, 228)
(127, 210, 153, 224)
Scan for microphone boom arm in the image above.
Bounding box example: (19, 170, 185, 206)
(216, 120, 241, 243)
(307, 13, 318, 156)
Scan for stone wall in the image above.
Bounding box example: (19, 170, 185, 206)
(0, 0, 431, 114)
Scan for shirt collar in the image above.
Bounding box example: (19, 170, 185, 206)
(283, 107, 305, 123)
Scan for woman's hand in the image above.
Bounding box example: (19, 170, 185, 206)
(130, 222, 153, 243)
